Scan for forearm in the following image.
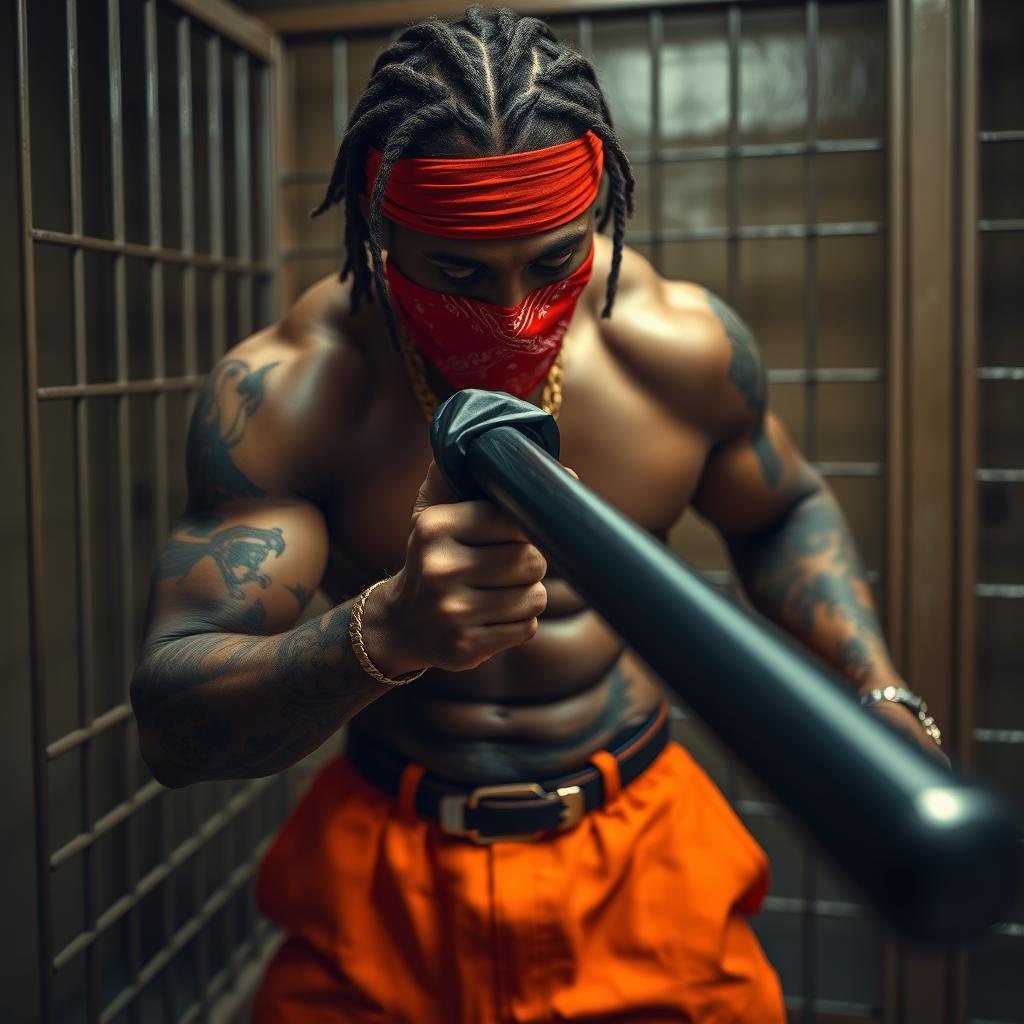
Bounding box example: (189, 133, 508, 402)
(726, 489, 898, 693)
(131, 597, 392, 787)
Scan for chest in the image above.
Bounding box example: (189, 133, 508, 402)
(321, 339, 712, 598)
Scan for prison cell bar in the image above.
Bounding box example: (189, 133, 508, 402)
(963, 0, 1024, 1010)
(801, 6, 820, 1015)
(143, 2, 177, 1015)
(16, 0, 282, 1020)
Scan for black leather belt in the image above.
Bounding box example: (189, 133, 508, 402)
(346, 702, 670, 844)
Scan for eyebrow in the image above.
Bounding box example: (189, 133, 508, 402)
(423, 228, 589, 269)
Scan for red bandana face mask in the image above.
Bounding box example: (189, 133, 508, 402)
(384, 243, 595, 397)
(365, 132, 604, 396)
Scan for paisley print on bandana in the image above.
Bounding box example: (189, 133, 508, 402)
(385, 243, 595, 397)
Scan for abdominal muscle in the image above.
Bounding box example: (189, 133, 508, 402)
(344, 575, 667, 784)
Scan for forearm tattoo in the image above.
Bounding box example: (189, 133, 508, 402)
(705, 290, 782, 488)
(136, 604, 378, 781)
(728, 491, 890, 687)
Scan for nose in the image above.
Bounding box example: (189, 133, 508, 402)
(482, 273, 529, 309)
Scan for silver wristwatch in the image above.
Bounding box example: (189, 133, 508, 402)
(859, 685, 943, 747)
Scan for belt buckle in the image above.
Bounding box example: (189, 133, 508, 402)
(439, 781, 585, 845)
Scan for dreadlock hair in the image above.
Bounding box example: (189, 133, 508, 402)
(309, 5, 635, 349)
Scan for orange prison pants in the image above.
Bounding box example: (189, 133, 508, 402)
(253, 741, 785, 1023)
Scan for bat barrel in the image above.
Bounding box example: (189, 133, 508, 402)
(431, 390, 1022, 945)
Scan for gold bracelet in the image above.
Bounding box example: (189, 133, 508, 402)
(349, 578, 427, 686)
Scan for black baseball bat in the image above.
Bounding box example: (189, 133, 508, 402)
(430, 388, 1021, 945)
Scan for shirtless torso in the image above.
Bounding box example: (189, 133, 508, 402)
(322, 234, 697, 781)
(134, 221, 934, 791)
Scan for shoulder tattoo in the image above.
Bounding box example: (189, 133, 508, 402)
(187, 358, 281, 508)
(704, 290, 781, 488)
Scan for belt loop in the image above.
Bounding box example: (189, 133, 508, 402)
(589, 749, 621, 806)
(397, 762, 427, 822)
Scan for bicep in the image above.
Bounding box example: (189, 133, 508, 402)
(692, 411, 820, 537)
(145, 352, 329, 644)
(671, 288, 820, 536)
(143, 499, 329, 645)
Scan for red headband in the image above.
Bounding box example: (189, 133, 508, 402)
(363, 131, 604, 238)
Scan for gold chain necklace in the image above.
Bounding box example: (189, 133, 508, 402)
(396, 321, 564, 423)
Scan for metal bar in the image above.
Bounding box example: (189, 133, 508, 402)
(258, 58, 278, 324)
(884, 0, 908, 746)
(630, 137, 886, 163)
(106, 4, 142, 1012)
(177, 919, 278, 1024)
(803, 0, 821, 466)
(178, 14, 200, 425)
(891, 0, 963, 1016)
(50, 778, 163, 872)
(208, 37, 228, 359)
(189, 41, 224, 993)
(142, 5, 175, 1018)
(973, 729, 1024, 745)
(762, 895, 866, 919)
(46, 704, 133, 759)
(577, 14, 593, 58)
(279, 170, 330, 186)
(977, 469, 1024, 482)
(986, 923, 1024, 938)
(30, 229, 273, 274)
(813, 462, 884, 478)
(768, 368, 883, 384)
(782, 996, 877, 1020)
(602, 221, 886, 242)
(978, 367, 1024, 380)
(277, 137, 886, 188)
(332, 35, 348, 133)
(261, 0, 797, 35)
(144, 0, 169, 536)
(978, 219, 1024, 232)
(217, 61, 247, 991)
(192, 783, 210, 1019)
(734, 797, 778, 816)
(220, 785, 240, 995)
(635, 222, 884, 241)
(801, 13, 821, 1013)
(15, 0, 55, 1018)
(65, 0, 100, 1016)
(724, 0, 742, 815)
(164, 0, 274, 62)
(98, 839, 273, 1023)
(726, 4, 741, 308)
(978, 129, 1024, 143)
(274, 34, 296, 309)
(38, 377, 206, 400)
(280, 244, 343, 261)
(234, 51, 253, 340)
(281, 222, 885, 261)
(648, 9, 663, 269)
(975, 583, 1024, 599)
(52, 778, 273, 969)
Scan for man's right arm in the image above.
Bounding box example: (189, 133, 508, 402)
(130, 348, 403, 787)
(131, 350, 549, 788)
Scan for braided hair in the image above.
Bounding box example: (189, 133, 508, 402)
(310, 5, 635, 348)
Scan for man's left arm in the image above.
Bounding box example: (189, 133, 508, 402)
(685, 290, 948, 765)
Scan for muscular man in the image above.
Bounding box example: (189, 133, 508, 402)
(131, 7, 945, 1021)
